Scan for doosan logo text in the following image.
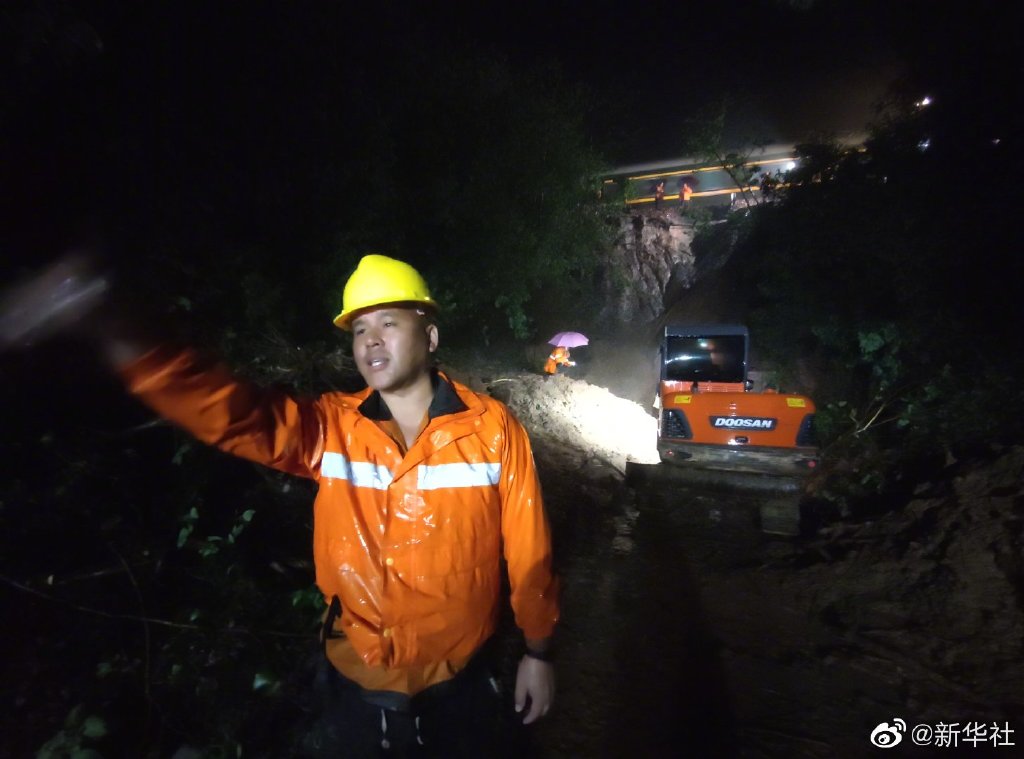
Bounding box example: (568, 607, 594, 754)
(711, 416, 777, 430)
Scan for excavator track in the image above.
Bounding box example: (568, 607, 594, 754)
(625, 461, 805, 535)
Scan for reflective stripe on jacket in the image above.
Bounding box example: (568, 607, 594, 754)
(119, 346, 559, 668)
(544, 346, 570, 374)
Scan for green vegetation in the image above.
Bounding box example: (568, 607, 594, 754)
(0, 22, 612, 754)
(107, 58, 611, 354)
(690, 83, 1024, 515)
(679, 98, 770, 212)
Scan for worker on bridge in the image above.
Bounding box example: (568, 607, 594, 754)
(653, 180, 666, 210)
(679, 179, 694, 212)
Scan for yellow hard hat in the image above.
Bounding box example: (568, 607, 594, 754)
(333, 254, 437, 330)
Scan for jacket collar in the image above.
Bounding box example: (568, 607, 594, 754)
(357, 369, 469, 422)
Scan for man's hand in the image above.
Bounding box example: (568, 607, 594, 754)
(514, 655, 555, 724)
(0, 253, 108, 351)
(0, 253, 156, 367)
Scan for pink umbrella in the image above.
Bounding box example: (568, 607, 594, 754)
(548, 331, 589, 348)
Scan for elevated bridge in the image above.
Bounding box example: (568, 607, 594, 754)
(601, 136, 863, 210)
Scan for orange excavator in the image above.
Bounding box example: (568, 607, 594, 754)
(655, 324, 818, 532)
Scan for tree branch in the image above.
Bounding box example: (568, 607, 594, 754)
(0, 572, 310, 638)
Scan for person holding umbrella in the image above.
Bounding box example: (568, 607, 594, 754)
(544, 331, 588, 376)
(544, 346, 574, 375)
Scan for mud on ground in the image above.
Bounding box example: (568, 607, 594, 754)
(446, 347, 1024, 757)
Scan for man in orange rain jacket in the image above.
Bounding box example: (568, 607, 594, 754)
(0, 253, 559, 756)
(543, 346, 574, 375)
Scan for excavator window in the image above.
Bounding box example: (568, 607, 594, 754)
(663, 335, 746, 383)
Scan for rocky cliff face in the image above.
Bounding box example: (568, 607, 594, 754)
(598, 209, 695, 326)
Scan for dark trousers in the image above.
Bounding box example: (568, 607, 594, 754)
(300, 650, 517, 758)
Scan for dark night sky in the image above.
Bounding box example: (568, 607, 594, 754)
(1, 0, 1017, 262)
(3, 1, 1004, 148)
(452, 0, 906, 157)
(0, 1, 953, 158)
(306, 0, 913, 159)
(427, 0, 1019, 162)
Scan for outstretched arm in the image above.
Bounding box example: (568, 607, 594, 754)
(0, 253, 326, 478)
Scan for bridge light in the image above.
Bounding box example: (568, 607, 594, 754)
(915, 95, 932, 108)
(784, 161, 796, 171)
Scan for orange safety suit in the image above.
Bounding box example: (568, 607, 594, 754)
(544, 346, 571, 375)
(680, 183, 693, 202)
(119, 346, 559, 693)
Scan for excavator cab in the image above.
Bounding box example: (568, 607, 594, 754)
(657, 324, 818, 478)
(663, 328, 748, 389)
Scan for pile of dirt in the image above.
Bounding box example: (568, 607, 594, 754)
(480, 371, 659, 473)
(772, 445, 1024, 719)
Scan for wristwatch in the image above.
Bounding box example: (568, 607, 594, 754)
(524, 646, 554, 663)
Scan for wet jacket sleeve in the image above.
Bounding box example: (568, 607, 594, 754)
(118, 345, 326, 479)
(499, 408, 560, 640)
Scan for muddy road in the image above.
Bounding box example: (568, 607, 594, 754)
(456, 344, 1020, 758)
(515, 447, 1017, 759)
(527, 455, 851, 758)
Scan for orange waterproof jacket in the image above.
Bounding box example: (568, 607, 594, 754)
(119, 346, 559, 668)
(544, 346, 570, 375)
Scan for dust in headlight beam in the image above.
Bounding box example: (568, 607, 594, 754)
(504, 375, 660, 472)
